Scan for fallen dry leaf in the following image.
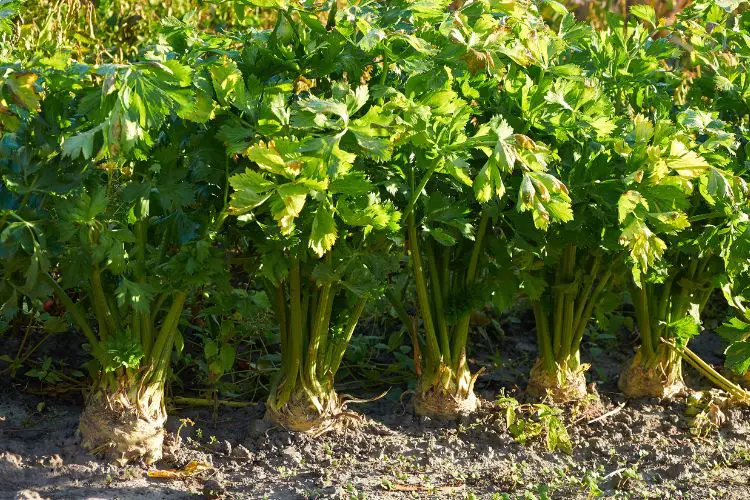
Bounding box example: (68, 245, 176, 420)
(148, 460, 212, 479)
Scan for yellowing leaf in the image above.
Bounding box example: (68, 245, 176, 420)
(5, 72, 40, 111)
(210, 58, 247, 109)
(666, 141, 709, 177)
(630, 4, 657, 28)
(245, 142, 288, 176)
(619, 219, 667, 279)
(632, 114, 654, 144)
(148, 460, 212, 479)
(309, 205, 337, 257)
(272, 184, 308, 234)
(618, 190, 648, 223)
(473, 162, 504, 203)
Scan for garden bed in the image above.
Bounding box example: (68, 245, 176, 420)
(3, 326, 750, 499)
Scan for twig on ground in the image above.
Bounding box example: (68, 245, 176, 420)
(586, 402, 627, 425)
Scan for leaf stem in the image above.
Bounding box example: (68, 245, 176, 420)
(43, 272, 100, 356)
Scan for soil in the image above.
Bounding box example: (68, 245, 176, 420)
(3, 314, 750, 499)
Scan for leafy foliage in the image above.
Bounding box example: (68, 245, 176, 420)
(3, 0, 750, 457)
(496, 393, 573, 454)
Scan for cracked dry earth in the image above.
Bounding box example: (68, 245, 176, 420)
(2, 387, 750, 499)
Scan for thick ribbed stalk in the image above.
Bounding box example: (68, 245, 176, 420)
(305, 282, 333, 395)
(450, 211, 489, 365)
(425, 239, 451, 362)
(632, 282, 654, 358)
(551, 252, 566, 359)
(558, 246, 577, 361)
(146, 291, 187, 387)
(677, 345, 750, 400)
(90, 266, 117, 341)
(43, 272, 101, 355)
(647, 276, 674, 367)
(265, 256, 368, 431)
(529, 250, 616, 402)
(571, 254, 602, 337)
(328, 298, 367, 378)
(134, 219, 153, 356)
(408, 213, 441, 376)
(533, 302, 555, 372)
(315, 285, 336, 379)
(275, 259, 303, 408)
(570, 269, 612, 356)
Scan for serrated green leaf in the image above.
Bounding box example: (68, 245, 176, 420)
(630, 4, 657, 28)
(309, 205, 337, 257)
(726, 341, 750, 375)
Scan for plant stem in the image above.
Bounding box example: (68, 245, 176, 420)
(450, 211, 489, 366)
(43, 272, 100, 355)
(90, 266, 116, 340)
(305, 282, 332, 394)
(134, 217, 152, 355)
(571, 254, 601, 337)
(571, 269, 612, 356)
(552, 261, 565, 359)
(674, 344, 750, 400)
(171, 396, 255, 408)
(328, 298, 367, 378)
(425, 239, 451, 362)
(277, 259, 303, 407)
(408, 213, 441, 377)
(144, 291, 187, 391)
(632, 281, 654, 359)
(315, 284, 336, 381)
(404, 168, 436, 220)
(533, 302, 555, 372)
(559, 245, 577, 361)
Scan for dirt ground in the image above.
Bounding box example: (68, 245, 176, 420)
(3, 319, 750, 499)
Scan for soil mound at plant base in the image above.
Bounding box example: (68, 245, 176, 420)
(526, 360, 589, 403)
(78, 396, 166, 465)
(413, 388, 479, 419)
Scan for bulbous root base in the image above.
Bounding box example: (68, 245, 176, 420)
(618, 355, 685, 399)
(413, 387, 479, 420)
(79, 394, 166, 465)
(265, 390, 359, 436)
(526, 360, 589, 403)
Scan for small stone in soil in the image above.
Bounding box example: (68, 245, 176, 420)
(248, 419, 272, 437)
(663, 463, 686, 480)
(231, 445, 253, 460)
(274, 434, 293, 447)
(202, 479, 225, 499)
(282, 446, 302, 463)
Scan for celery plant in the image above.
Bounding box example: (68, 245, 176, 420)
(576, 3, 750, 397)
(615, 112, 743, 396)
(213, 9, 401, 429)
(2, 59, 226, 463)
(525, 246, 621, 401)
(375, 0, 575, 417)
(461, 1, 624, 401)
